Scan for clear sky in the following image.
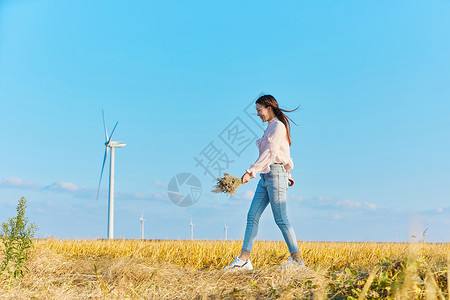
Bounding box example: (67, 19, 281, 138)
(1, 0, 449, 242)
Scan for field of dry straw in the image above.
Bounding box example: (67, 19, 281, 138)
(0, 239, 449, 299)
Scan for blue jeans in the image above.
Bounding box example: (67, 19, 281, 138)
(242, 164, 299, 253)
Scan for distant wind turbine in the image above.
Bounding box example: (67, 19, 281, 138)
(96, 110, 126, 239)
(189, 218, 195, 240)
(224, 223, 230, 241)
(139, 211, 146, 240)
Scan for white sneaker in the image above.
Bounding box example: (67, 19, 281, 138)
(279, 257, 306, 271)
(224, 256, 253, 271)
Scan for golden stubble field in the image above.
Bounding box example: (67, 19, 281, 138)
(0, 239, 449, 299)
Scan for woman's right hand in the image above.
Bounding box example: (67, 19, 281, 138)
(288, 177, 295, 187)
(241, 172, 251, 184)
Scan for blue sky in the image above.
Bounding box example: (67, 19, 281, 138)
(1, 0, 449, 242)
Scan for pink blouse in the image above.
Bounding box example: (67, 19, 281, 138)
(246, 117, 294, 179)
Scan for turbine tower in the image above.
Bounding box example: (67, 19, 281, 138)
(96, 110, 126, 239)
(189, 218, 195, 240)
(139, 211, 146, 240)
(224, 223, 230, 241)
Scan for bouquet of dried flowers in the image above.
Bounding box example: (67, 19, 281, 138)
(211, 173, 242, 198)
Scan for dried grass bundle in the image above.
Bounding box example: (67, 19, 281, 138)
(211, 173, 242, 198)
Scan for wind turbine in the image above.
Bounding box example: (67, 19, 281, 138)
(224, 223, 230, 241)
(139, 211, 146, 240)
(96, 110, 126, 239)
(189, 218, 195, 240)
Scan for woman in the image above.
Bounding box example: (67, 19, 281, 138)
(224, 94, 303, 270)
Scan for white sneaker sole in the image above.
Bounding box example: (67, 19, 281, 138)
(224, 261, 253, 271)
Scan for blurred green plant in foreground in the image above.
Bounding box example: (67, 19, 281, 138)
(1, 196, 38, 281)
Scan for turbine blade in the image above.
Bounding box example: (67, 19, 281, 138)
(96, 147, 108, 201)
(107, 121, 118, 143)
(102, 109, 109, 142)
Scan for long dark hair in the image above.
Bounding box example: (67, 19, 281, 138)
(256, 94, 299, 146)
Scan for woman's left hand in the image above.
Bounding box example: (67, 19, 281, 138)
(241, 172, 251, 184)
(288, 177, 294, 187)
